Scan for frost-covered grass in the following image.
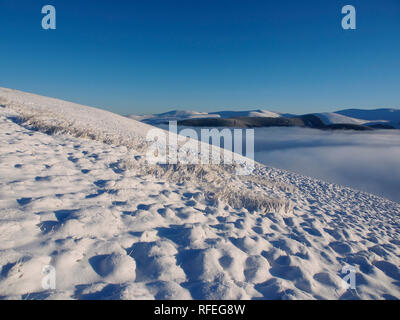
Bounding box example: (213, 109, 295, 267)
(6, 105, 149, 151)
(118, 161, 294, 213)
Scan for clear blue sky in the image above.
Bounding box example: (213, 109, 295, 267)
(0, 0, 399, 115)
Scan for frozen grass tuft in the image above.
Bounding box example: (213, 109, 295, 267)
(119, 160, 295, 214)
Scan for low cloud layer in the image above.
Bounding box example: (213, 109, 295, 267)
(165, 124, 400, 203)
(253, 127, 400, 203)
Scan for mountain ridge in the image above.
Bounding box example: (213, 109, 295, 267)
(128, 108, 400, 129)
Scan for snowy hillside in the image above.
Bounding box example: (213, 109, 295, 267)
(1, 88, 400, 300)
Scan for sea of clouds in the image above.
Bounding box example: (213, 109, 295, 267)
(159, 124, 400, 203)
(253, 127, 400, 203)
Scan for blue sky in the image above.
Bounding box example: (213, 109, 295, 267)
(0, 0, 399, 115)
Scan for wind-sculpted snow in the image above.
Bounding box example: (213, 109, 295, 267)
(0, 88, 399, 300)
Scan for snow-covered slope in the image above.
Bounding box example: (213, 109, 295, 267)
(128, 109, 281, 125)
(0, 88, 155, 148)
(1, 88, 400, 300)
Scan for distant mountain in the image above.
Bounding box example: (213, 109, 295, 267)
(177, 115, 374, 131)
(128, 108, 400, 130)
(335, 108, 400, 129)
(313, 112, 366, 126)
(128, 110, 219, 124)
(209, 109, 281, 118)
(337, 108, 400, 121)
(313, 109, 400, 129)
(127, 109, 281, 125)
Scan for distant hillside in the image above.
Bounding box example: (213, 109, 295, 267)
(178, 115, 375, 130)
(209, 109, 281, 118)
(128, 110, 219, 124)
(127, 109, 282, 125)
(128, 108, 400, 130)
(335, 108, 400, 129)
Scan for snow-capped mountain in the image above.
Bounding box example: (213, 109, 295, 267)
(209, 109, 282, 119)
(130, 108, 400, 129)
(128, 110, 219, 124)
(314, 109, 400, 129)
(335, 108, 400, 128)
(337, 108, 400, 122)
(1, 87, 399, 300)
(128, 109, 281, 125)
(313, 112, 366, 126)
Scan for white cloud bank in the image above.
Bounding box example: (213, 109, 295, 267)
(253, 127, 400, 203)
